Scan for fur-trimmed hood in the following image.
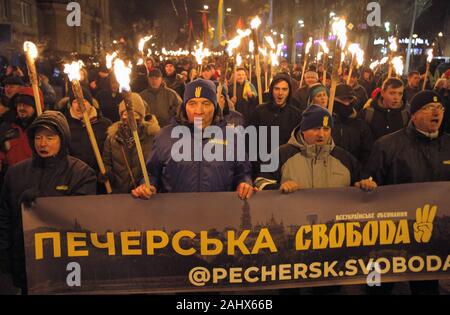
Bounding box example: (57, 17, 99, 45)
(107, 115, 160, 139)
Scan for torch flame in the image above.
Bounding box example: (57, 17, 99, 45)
(356, 49, 365, 67)
(106, 52, 118, 70)
(227, 29, 251, 56)
(113, 59, 132, 93)
(305, 37, 313, 55)
(380, 57, 389, 65)
(332, 18, 348, 49)
(137, 58, 144, 65)
(348, 43, 360, 56)
(251, 16, 262, 30)
(64, 60, 85, 82)
(392, 56, 404, 76)
(276, 43, 284, 56)
(389, 38, 398, 53)
(259, 47, 268, 57)
(317, 52, 324, 62)
(265, 36, 276, 50)
(227, 34, 242, 56)
(138, 36, 153, 53)
(23, 41, 38, 59)
(369, 60, 380, 70)
(348, 44, 364, 67)
(237, 29, 251, 38)
(193, 42, 211, 65)
(356, 49, 364, 67)
(319, 41, 329, 54)
(236, 54, 243, 67)
(426, 49, 433, 63)
(270, 52, 279, 67)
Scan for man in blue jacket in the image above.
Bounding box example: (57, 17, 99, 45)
(132, 79, 254, 200)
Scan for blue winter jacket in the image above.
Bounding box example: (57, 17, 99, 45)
(145, 120, 253, 193)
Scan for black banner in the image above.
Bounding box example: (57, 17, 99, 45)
(23, 182, 450, 294)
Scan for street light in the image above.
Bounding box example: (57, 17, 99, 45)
(438, 32, 443, 37)
(226, 8, 232, 13)
(203, 5, 209, 10)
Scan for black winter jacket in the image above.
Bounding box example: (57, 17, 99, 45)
(365, 123, 450, 185)
(0, 111, 96, 289)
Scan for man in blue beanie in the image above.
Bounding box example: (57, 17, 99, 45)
(131, 79, 254, 200)
(255, 105, 377, 193)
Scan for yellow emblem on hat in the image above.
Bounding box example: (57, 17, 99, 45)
(195, 87, 202, 98)
(433, 96, 438, 102)
(323, 116, 329, 127)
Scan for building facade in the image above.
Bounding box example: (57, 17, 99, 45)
(0, 0, 112, 60)
(0, 0, 40, 60)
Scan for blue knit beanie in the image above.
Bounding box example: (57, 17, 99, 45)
(301, 105, 334, 132)
(183, 79, 217, 109)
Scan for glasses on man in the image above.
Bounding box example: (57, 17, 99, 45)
(421, 104, 445, 113)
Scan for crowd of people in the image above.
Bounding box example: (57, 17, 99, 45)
(0, 50, 449, 294)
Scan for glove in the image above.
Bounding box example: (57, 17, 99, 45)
(19, 188, 42, 209)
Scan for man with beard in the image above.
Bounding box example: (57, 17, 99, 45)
(0, 87, 44, 171)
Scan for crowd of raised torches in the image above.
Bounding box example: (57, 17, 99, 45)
(22, 13, 440, 119)
(127, 16, 409, 111)
(17, 14, 441, 198)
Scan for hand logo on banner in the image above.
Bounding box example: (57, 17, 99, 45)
(414, 204, 437, 243)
